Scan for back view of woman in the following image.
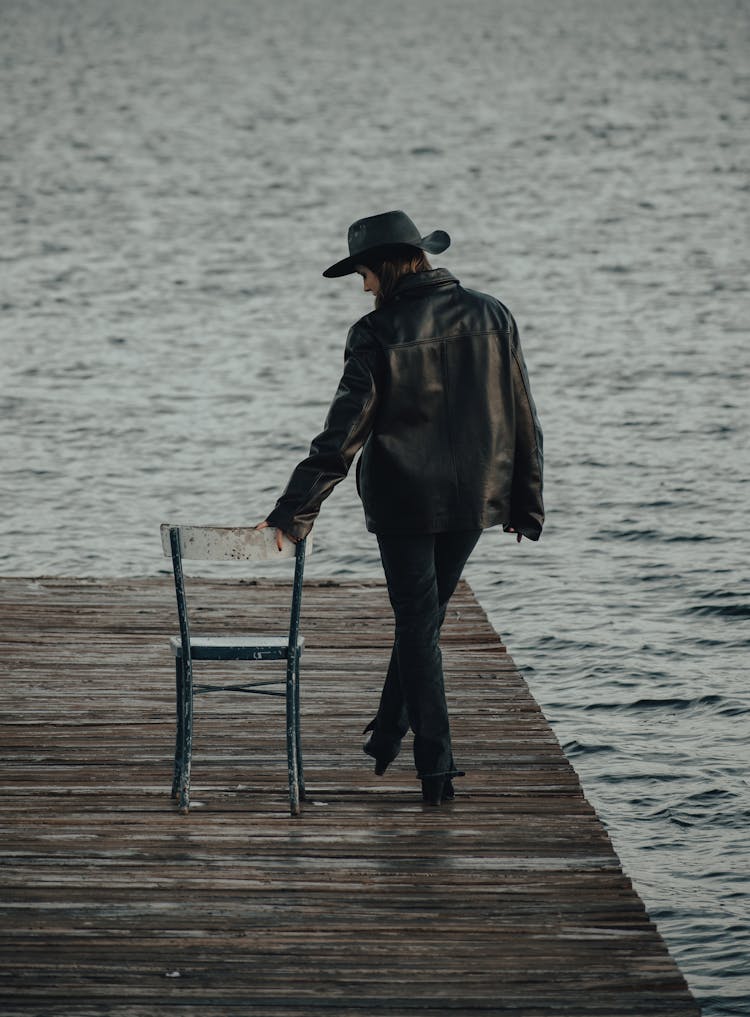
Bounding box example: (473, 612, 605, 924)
(259, 210, 544, 805)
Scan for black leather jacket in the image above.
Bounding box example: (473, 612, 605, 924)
(266, 269, 544, 540)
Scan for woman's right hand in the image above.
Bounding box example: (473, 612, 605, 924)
(255, 520, 297, 551)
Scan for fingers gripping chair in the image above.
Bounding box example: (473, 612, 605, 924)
(161, 524, 310, 817)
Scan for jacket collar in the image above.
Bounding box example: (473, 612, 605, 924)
(392, 268, 458, 297)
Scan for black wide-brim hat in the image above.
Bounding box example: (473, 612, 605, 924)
(322, 210, 450, 278)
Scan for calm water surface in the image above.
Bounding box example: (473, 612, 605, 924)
(2, 1, 749, 1012)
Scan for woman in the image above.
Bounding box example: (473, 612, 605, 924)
(258, 210, 544, 805)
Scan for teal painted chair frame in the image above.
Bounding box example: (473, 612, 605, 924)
(161, 524, 310, 817)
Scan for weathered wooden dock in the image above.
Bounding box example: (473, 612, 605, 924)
(0, 576, 699, 1016)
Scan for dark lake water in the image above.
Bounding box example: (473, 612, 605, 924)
(2, 0, 749, 1011)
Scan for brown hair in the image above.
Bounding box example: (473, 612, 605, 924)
(361, 245, 433, 308)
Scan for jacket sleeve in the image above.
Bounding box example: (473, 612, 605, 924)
(505, 318, 544, 540)
(265, 324, 381, 540)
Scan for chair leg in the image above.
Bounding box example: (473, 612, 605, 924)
(286, 657, 300, 817)
(171, 657, 184, 799)
(178, 657, 193, 815)
(294, 651, 305, 801)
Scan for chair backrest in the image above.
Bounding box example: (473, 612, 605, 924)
(160, 524, 310, 562)
(160, 525, 312, 663)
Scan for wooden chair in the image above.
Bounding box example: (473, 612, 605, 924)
(160, 524, 311, 817)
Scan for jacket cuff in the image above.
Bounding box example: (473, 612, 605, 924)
(503, 521, 542, 541)
(266, 505, 314, 541)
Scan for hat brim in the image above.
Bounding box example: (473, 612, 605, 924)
(322, 230, 451, 278)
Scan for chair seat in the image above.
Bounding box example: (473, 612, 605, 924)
(170, 634, 303, 661)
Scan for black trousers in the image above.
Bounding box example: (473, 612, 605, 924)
(371, 529, 482, 779)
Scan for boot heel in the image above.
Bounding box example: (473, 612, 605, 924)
(421, 776, 446, 806)
(421, 776, 457, 805)
(363, 734, 400, 776)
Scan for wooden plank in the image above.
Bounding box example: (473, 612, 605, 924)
(0, 577, 699, 1015)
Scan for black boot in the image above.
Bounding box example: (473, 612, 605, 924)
(420, 775, 459, 806)
(362, 720, 401, 776)
(421, 777, 442, 805)
(363, 734, 401, 775)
